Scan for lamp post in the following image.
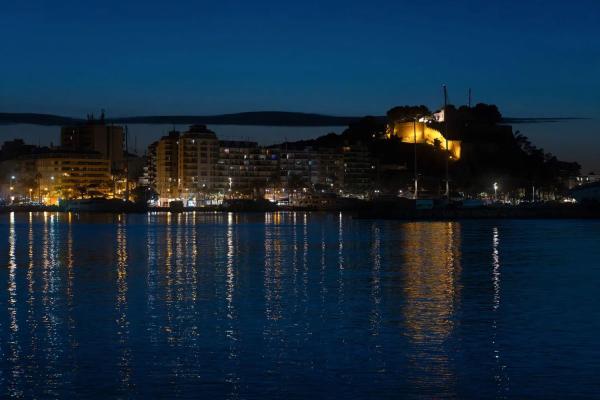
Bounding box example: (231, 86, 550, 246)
(50, 176, 55, 203)
(494, 182, 499, 201)
(10, 175, 16, 204)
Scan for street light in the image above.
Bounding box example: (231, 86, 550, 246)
(9, 175, 16, 204)
(493, 182, 499, 201)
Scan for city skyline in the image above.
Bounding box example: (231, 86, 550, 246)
(1, 1, 599, 170)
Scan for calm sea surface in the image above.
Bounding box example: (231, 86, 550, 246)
(1, 212, 599, 399)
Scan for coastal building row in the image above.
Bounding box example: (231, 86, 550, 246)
(0, 120, 376, 205)
(144, 125, 376, 206)
(0, 115, 129, 204)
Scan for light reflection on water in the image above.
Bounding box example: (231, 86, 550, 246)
(1, 212, 600, 399)
(401, 222, 460, 397)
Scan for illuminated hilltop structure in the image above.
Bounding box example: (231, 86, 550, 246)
(386, 120, 461, 160)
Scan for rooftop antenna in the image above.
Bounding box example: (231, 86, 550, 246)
(468, 88, 472, 108)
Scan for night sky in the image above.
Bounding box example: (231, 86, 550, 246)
(1, 1, 599, 170)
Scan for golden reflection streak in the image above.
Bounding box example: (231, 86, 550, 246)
(402, 222, 461, 393)
(116, 218, 133, 390)
(264, 212, 282, 321)
(66, 213, 74, 328)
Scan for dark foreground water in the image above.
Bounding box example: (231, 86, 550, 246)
(1, 212, 599, 399)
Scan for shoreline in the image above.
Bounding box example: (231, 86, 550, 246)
(1, 203, 600, 220)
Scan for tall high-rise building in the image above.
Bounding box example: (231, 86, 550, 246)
(153, 125, 221, 205)
(155, 130, 180, 204)
(177, 125, 219, 198)
(140, 141, 157, 187)
(61, 115, 124, 172)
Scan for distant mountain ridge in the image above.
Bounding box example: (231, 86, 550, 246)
(0, 111, 586, 127)
(0, 111, 371, 127)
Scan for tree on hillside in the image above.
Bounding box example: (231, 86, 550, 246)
(386, 105, 431, 121)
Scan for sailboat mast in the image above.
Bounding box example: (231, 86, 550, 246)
(125, 125, 130, 202)
(444, 85, 449, 198)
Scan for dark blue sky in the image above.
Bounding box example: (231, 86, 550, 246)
(1, 0, 599, 169)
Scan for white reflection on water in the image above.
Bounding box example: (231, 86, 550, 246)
(493, 227, 501, 312)
(189, 212, 198, 304)
(41, 212, 63, 397)
(66, 214, 75, 335)
(226, 213, 236, 319)
(370, 224, 382, 336)
(225, 212, 240, 398)
(146, 212, 160, 347)
(26, 212, 37, 389)
(492, 226, 509, 397)
(302, 213, 309, 321)
(337, 212, 345, 315)
(7, 212, 23, 397)
(369, 223, 385, 376)
(164, 212, 175, 345)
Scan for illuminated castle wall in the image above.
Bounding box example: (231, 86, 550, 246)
(387, 121, 461, 160)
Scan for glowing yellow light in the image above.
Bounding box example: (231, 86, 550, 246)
(387, 121, 461, 160)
